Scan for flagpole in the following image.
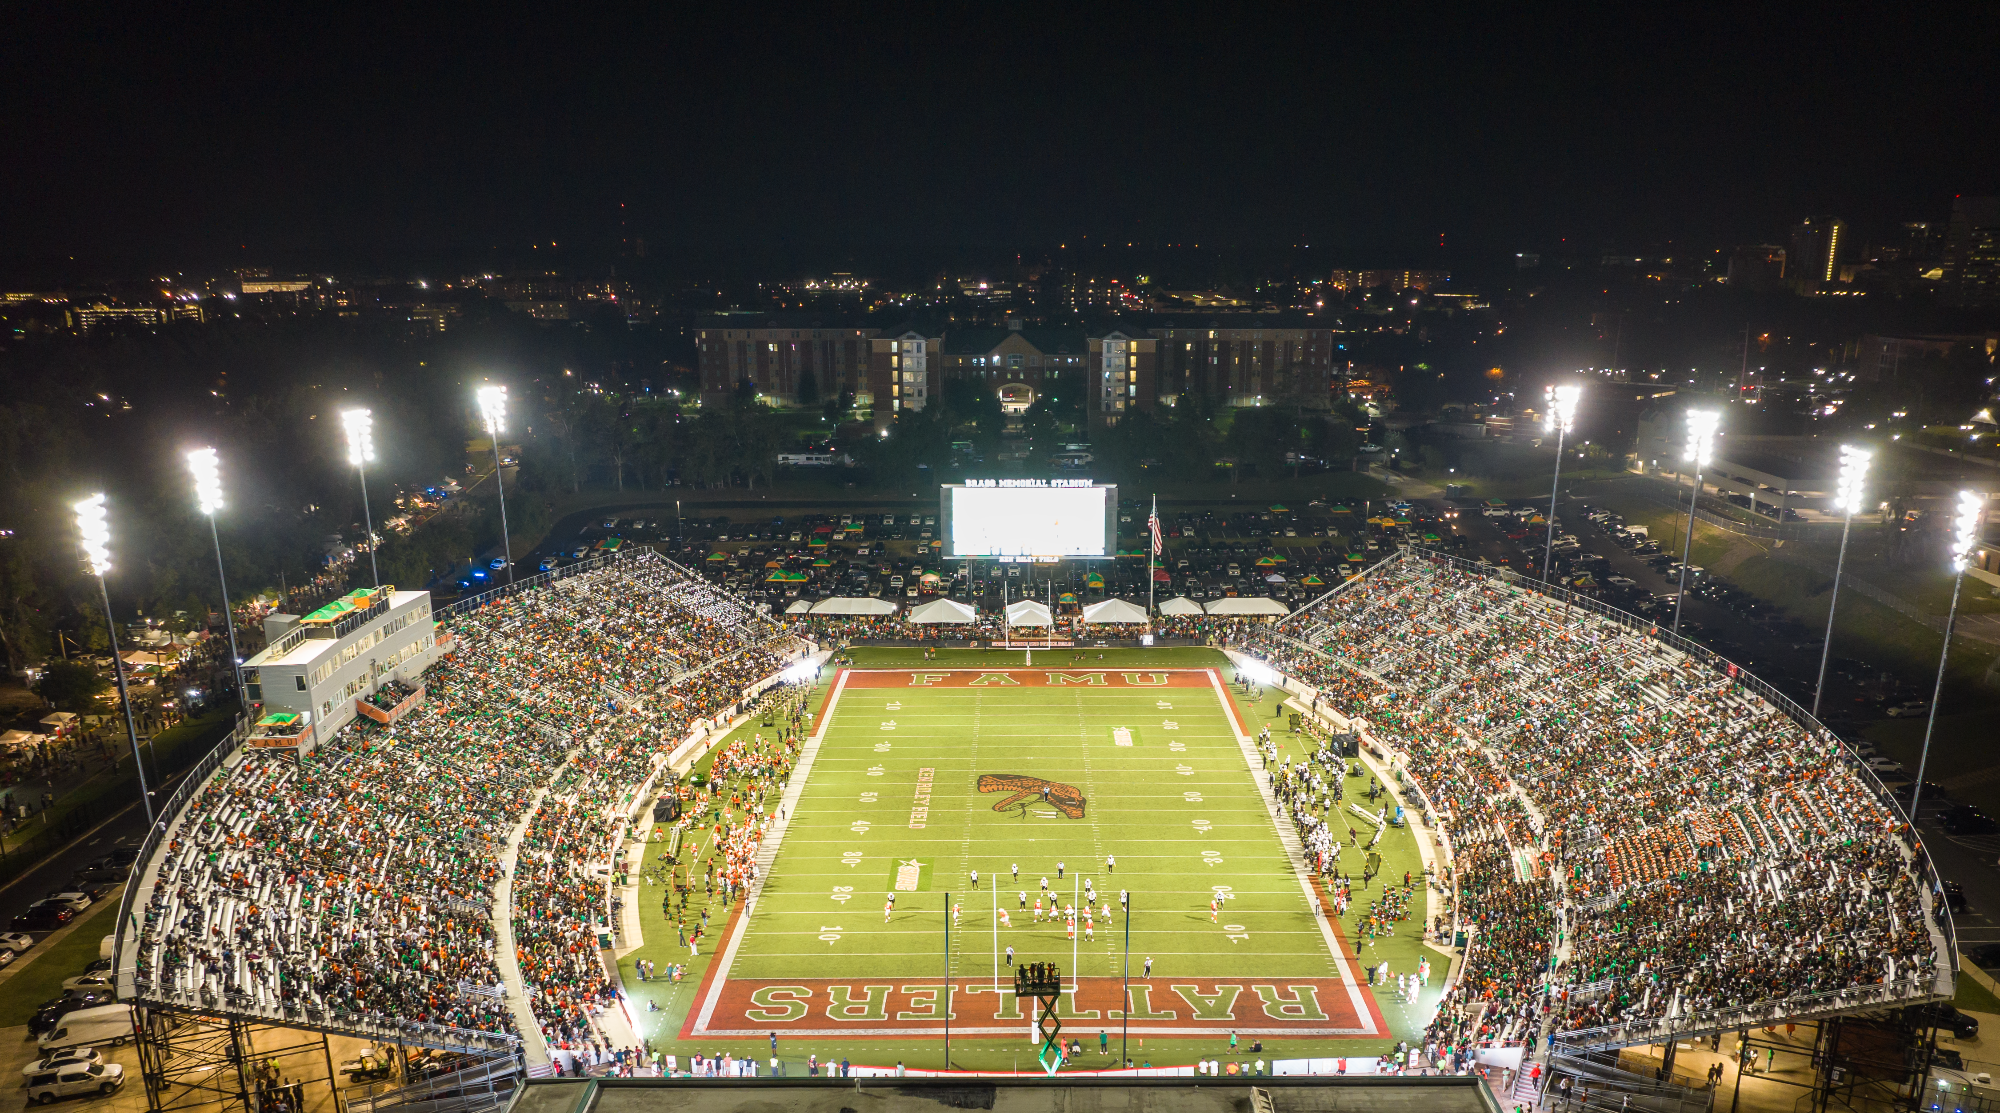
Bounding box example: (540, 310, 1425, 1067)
(1149, 494, 1158, 634)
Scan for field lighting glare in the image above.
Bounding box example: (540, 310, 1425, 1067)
(1913, 489, 1990, 816)
(341, 407, 375, 466)
(187, 447, 224, 516)
(1812, 443, 1874, 716)
(477, 385, 507, 435)
(74, 493, 111, 576)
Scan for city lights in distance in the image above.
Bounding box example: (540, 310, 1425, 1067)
(187, 447, 224, 516)
(341, 408, 375, 466)
(74, 493, 111, 577)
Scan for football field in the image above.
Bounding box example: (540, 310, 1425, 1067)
(682, 655, 1390, 1045)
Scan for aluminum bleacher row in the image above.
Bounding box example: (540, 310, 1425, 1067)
(1248, 547, 1955, 1052)
(112, 550, 801, 1055)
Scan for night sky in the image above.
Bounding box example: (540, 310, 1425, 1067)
(6, 5, 1997, 278)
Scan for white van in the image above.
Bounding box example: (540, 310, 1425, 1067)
(39, 1004, 136, 1052)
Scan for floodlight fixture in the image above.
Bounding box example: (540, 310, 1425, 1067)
(74, 493, 111, 577)
(187, 447, 224, 516)
(1684, 409, 1719, 468)
(1543, 383, 1580, 435)
(1833, 445, 1871, 516)
(477, 385, 507, 437)
(341, 407, 376, 466)
(1952, 490, 1984, 571)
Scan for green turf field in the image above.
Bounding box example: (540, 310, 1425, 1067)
(621, 647, 1441, 1072)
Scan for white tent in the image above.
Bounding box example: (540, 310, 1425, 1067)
(784, 599, 815, 614)
(1081, 598, 1149, 624)
(1157, 596, 1204, 616)
(1263, 573, 1286, 584)
(1205, 597, 1290, 616)
(1005, 599, 1054, 626)
(908, 598, 978, 624)
(811, 597, 899, 616)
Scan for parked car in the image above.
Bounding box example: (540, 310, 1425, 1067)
(43, 893, 94, 913)
(1912, 1002, 1980, 1039)
(21, 1050, 100, 1079)
(59, 974, 113, 994)
(29, 993, 114, 1038)
(25, 1061, 123, 1103)
(70, 858, 127, 886)
(1885, 700, 1929, 718)
(12, 902, 76, 932)
(1863, 756, 1904, 774)
(0, 931, 36, 954)
(1943, 806, 1999, 836)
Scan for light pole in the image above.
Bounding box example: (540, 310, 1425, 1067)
(74, 494, 154, 828)
(1672, 409, 1720, 636)
(1811, 445, 1871, 718)
(341, 408, 380, 587)
(1911, 491, 1986, 819)
(477, 385, 515, 584)
(186, 448, 245, 701)
(1540, 383, 1581, 584)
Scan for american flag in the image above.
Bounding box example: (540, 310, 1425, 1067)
(1148, 506, 1163, 557)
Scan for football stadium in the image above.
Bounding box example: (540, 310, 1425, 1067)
(103, 510, 1958, 1107)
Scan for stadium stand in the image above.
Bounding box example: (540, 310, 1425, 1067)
(1248, 548, 1955, 1057)
(117, 551, 802, 1056)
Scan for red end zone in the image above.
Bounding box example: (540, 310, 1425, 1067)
(683, 975, 1372, 1038)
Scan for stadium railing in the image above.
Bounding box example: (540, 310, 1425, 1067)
(1251, 546, 1959, 1049)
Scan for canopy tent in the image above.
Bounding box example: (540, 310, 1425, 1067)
(811, 597, 899, 616)
(908, 598, 978, 624)
(765, 569, 808, 582)
(1058, 592, 1079, 604)
(1084, 572, 1104, 587)
(784, 599, 815, 614)
(1152, 568, 1171, 582)
(1157, 596, 1204, 616)
(1205, 597, 1290, 616)
(1301, 574, 1326, 586)
(1255, 555, 1283, 566)
(1082, 598, 1149, 624)
(1264, 573, 1286, 584)
(1005, 599, 1054, 627)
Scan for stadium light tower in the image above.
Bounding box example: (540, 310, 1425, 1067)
(1910, 490, 1986, 819)
(1810, 444, 1871, 718)
(1672, 409, 1720, 636)
(186, 448, 245, 701)
(341, 407, 380, 586)
(73, 493, 154, 827)
(477, 385, 515, 584)
(1539, 382, 1582, 584)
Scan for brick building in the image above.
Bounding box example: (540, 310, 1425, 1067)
(695, 316, 877, 405)
(1148, 317, 1340, 407)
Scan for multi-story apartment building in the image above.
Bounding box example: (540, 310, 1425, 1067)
(695, 316, 878, 405)
(1148, 317, 1340, 407)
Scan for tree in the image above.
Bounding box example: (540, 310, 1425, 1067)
(36, 660, 109, 712)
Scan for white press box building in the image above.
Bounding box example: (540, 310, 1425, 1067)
(241, 585, 441, 754)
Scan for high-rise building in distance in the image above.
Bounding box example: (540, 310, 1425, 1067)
(1789, 216, 1847, 286)
(1944, 196, 2000, 307)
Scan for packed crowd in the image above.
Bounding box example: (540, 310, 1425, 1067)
(130, 553, 800, 1053)
(1248, 551, 1946, 1053)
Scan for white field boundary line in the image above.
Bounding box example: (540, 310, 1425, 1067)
(1209, 667, 1378, 1037)
(697, 665, 1372, 1039)
(694, 669, 849, 1035)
